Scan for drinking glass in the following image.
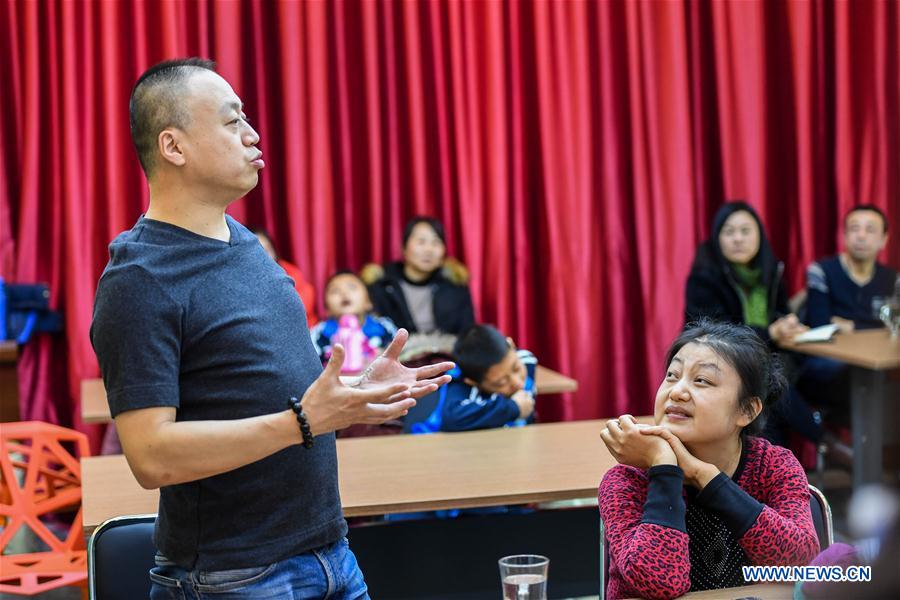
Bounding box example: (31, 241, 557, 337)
(499, 555, 549, 600)
(871, 296, 886, 321)
(879, 297, 900, 338)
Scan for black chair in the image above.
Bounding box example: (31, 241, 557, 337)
(88, 514, 156, 600)
(401, 389, 442, 433)
(598, 483, 834, 599)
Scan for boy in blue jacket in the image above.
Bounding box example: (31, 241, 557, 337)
(438, 324, 537, 431)
(398, 324, 537, 519)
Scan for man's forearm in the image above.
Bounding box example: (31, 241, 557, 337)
(117, 408, 300, 489)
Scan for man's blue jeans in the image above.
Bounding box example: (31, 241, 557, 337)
(149, 537, 369, 599)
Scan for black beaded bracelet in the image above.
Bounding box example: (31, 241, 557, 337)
(288, 397, 314, 449)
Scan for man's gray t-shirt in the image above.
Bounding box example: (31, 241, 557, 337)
(90, 215, 346, 571)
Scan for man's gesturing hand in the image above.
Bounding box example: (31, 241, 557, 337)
(302, 329, 454, 436)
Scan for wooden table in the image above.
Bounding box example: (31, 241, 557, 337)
(80, 378, 108, 424)
(535, 364, 578, 394)
(80, 366, 579, 425)
(81, 418, 629, 533)
(0, 341, 19, 422)
(780, 328, 900, 487)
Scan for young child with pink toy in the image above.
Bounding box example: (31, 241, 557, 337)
(309, 270, 398, 372)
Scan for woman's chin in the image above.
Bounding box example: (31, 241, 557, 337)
(660, 420, 695, 439)
(660, 422, 683, 433)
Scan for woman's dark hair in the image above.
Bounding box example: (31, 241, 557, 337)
(453, 324, 510, 384)
(402, 216, 446, 248)
(709, 200, 779, 287)
(665, 318, 787, 436)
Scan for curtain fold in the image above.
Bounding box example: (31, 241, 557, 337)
(1, 0, 896, 453)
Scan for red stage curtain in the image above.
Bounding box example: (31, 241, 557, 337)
(1, 0, 897, 452)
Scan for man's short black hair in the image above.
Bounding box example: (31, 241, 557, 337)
(129, 57, 217, 176)
(453, 324, 510, 384)
(844, 204, 889, 233)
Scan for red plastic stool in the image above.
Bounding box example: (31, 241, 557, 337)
(0, 421, 90, 596)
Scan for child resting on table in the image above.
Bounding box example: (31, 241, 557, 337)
(415, 324, 537, 432)
(309, 270, 397, 370)
(598, 318, 819, 600)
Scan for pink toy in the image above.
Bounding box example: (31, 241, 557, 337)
(331, 314, 375, 373)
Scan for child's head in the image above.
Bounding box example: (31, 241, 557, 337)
(655, 318, 787, 444)
(453, 324, 526, 397)
(324, 271, 373, 319)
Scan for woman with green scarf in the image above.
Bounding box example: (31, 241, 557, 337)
(685, 201, 807, 343)
(683, 201, 817, 446)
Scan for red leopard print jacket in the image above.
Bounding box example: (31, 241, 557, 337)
(598, 436, 819, 600)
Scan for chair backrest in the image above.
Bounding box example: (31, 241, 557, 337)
(788, 289, 808, 321)
(1, 421, 90, 554)
(88, 514, 157, 600)
(599, 516, 608, 600)
(808, 483, 834, 551)
(598, 484, 834, 600)
(402, 389, 443, 433)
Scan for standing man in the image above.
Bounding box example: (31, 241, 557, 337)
(806, 205, 895, 331)
(90, 58, 453, 598)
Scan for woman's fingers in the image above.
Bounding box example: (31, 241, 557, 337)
(639, 426, 687, 453)
(654, 428, 691, 457)
(599, 427, 617, 453)
(641, 425, 676, 441)
(638, 425, 667, 434)
(637, 425, 667, 436)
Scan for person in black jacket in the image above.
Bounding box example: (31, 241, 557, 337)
(684, 201, 822, 448)
(364, 217, 475, 336)
(685, 201, 807, 344)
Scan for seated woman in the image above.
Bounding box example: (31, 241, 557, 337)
(684, 201, 820, 447)
(598, 319, 819, 600)
(685, 201, 806, 344)
(363, 216, 475, 336)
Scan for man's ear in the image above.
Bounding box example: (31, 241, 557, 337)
(158, 128, 186, 167)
